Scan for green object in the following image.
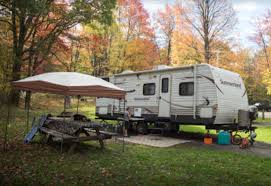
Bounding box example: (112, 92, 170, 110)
(217, 131, 231, 145)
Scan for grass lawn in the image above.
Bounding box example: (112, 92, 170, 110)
(1, 141, 271, 186)
(256, 117, 271, 123)
(1, 95, 271, 185)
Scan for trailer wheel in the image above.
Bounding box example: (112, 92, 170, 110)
(168, 123, 179, 133)
(232, 133, 242, 145)
(137, 122, 148, 135)
(175, 124, 180, 133)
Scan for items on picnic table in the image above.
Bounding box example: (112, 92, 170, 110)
(57, 111, 91, 122)
(24, 113, 119, 153)
(43, 116, 113, 148)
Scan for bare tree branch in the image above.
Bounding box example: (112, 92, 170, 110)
(184, 0, 236, 64)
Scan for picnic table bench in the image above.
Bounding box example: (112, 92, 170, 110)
(38, 117, 115, 153)
(39, 127, 77, 141)
(84, 128, 119, 137)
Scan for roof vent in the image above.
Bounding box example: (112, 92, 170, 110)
(121, 70, 134, 74)
(152, 65, 172, 70)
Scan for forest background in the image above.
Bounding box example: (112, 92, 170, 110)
(1, 0, 271, 107)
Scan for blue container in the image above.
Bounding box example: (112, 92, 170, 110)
(217, 131, 231, 145)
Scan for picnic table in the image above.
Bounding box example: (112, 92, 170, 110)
(39, 117, 114, 153)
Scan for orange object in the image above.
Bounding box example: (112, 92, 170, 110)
(240, 137, 249, 149)
(204, 137, 213, 144)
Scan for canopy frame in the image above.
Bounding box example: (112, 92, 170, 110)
(12, 72, 126, 145)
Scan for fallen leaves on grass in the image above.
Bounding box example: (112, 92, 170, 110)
(101, 168, 112, 177)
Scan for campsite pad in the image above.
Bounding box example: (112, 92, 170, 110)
(118, 135, 191, 147)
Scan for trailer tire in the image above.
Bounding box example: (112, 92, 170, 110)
(137, 122, 148, 135)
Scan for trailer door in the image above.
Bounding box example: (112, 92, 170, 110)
(158, 75, 171, 117)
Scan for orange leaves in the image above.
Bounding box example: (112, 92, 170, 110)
(156, 2, 188, 34)
(118, 0, 154, 40)
(107, 0, 158, 73)
(125, 39, 159, 71)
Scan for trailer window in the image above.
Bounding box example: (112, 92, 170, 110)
(179, 82, 194, 96)
(143, 83, 155, 95)
(161, 78, 169, 93)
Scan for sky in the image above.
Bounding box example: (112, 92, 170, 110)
(142, 0, 271, 51)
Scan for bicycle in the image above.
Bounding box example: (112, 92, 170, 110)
(239, 130, 257, 149)
(230, 131, 242, 145)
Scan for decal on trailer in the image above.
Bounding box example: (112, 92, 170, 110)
(220, 79, 241, 88)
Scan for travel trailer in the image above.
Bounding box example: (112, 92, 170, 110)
(96, 64, 253, 132)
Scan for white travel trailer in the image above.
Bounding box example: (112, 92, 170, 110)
(96, 64, 253, 132)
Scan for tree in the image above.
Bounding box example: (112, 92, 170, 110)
(155, 3, 185, 65)
(0, 22, 12, 104)
(125, 38, 159, 71)
(251, 9, 271, 97)
(118, 0, 154, 41)
(83, 24, 113, 76)
(185, 0, 236, 64)
(251, 11, 271, 69)
(50, 32, 91, 73)
(0, 0, 116, 105)
(108, 0, 157, 73)
(171, 30, 203, 66)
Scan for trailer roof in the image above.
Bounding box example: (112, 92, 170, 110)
(114, 64, 210, 77)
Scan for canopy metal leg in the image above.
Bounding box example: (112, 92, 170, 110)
(25, 91, 31, 133)
(4, 97, 10, 151)
(63, 96, 66, 112)
(26, 102, 30, 133)
(122, 98, 126, 152)
(76, 96, 80, 114)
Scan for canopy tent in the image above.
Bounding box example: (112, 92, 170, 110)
(12, 72, 126, 134)
(9, 72, 127, 152)
(12, 72, 126, 99)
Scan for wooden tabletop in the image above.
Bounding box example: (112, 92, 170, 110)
(48, 116, 72, 121)
(117, 117, 145, 121)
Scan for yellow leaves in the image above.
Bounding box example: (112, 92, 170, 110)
(171, 31, 202, 66)
(101, 167, 112, 177)
(109, 37, 159, 73)
(213, 47, 250, 78)
(262, 69, 271, 95)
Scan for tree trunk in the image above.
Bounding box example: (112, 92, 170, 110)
(167, 38, 171, 65)
(203, 0, 210, 64)
(204, 38, 210, 64)
(10, 1, 27, 105)
(24, 91, 31, 110)
(64, 96, 71, 110)
(11, 49, 24, 105)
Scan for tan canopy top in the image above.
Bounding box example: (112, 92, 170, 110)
(12, 72, 126, 99)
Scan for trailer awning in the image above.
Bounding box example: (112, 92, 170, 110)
(12, 72, 126, 99)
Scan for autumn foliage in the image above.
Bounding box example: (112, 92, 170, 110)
(1, 0, 271, 104)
